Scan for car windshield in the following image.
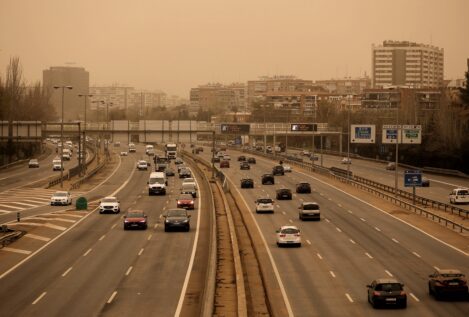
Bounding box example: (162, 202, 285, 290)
(299, 183, 310, 186)
(183, 178, 195, 183)
(54, 192, 68, 197)
(281, 228, 299, 234)
(303, 204, 319, 210)
(258, 198, 273, 204)
(375, 283, 402, 291)
(441, 273, 464, 278)
(457, 190, 468, 195)
(167, 210, 187, 217)
(30, 159, 38, 163)
(127, 212, 144, 218)
(182, 184, 195, 190)
(178, 194, 193, 200)
(149, 177, 165, 184)
(102, 198, 117, 203)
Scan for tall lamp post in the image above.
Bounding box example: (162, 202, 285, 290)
(105, 102, 113, 148)
(78, 93, 93, 174)
(92, 100, 104, 162)
(53, 85, 73, 188)
(347, 95, 352, 181)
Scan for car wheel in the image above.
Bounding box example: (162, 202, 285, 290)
(299, 215, 303, 220)
(186, 226, 190, 232)
(276, 242, 281, 247)
(123, 226, 128, 230)
(164, 226, 169, 232)
(401, 301, 407, 309)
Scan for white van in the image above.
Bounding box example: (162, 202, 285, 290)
(145, 145, 155, 156)
(449, 188, 469, 204)
(148, 172, 167, 195)
(52, 158, 63, 171)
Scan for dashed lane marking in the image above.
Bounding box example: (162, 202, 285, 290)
(345, 293, 354, 303)
(24, 234, 50, 242)
(1, 247, 32, 255)
(32, 292, 47, 305)
(410, 293, 420, 302)
(360, 217, 366, 222)
(83, 248, 92, 257)
(412, 251, 421, 258)
(125, 266, 133, 276)
(392, 238, 399, 244)
(365, 252, 373, 259)
(107, 291, 117, 304)
(62, 267, 73, 277)
(138, 248, 144, 256)
(330, 271, 336, 278)
(385, 270, 393, 277)
(306, 240, 311, 245)
(317, 253, 323, 260)
(349, 239, 356, 244)
(374, 227, 381, 232)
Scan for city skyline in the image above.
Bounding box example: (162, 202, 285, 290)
(1, 0, 468, 97)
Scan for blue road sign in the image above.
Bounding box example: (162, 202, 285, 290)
(404, 170, 422, 187)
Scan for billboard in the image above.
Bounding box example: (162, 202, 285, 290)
(382, 125, 402, 144)
(351, 125, 375, 143)
(291, 123, 317, 132)
(402, 125, 422, 144)
(220, 123, 250, 134)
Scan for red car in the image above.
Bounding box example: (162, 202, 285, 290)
(220, 160, 230, 168)
(123, 210, 148, 230)
(177, 194, 195, 209)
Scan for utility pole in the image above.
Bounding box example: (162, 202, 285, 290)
(54, 85, 73, 188)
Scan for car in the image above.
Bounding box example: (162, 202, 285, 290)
(240, 178, 254, 188)
(217, 151, 225, 158)
(212, 157, 221, 163)
(283, 164, 292, 173)
(341, 157, 352, 164)
(181, 182, 198, 198)
(276, 225, 301, 247)
(310, 154, 319, 161)
(255, 197, 274, 213)
(175, 158, 184, 165)
(421, 177, 430, 187)
(302, 150, 311, 156)
(52, 158, 63, 171)
(120, 151, 128, 156)
(385, 162, 396, 170)
(428, 269, 468, 300)
(266, 146, 273, 153)
(240, 162, 250, 170)
(449, 188, 469, 204)
(196, 146, 203, 152)
(177, 194, 195, 209)
(165, 168, 175, 177)
(114, 141, 121, 147)
(247, 157, 256, 164)
(137, 160, 148, 170)
(367, 279, 407, 308)
(182, 178, 197, 187)
(128, 143, 136, 152)
(272, 165, 284, 176)
(62, 153, 71, 161)
(99, 196, 120, 214)
(177, 164, 188, 173)
(148, 172, 167, 195)
(220, 160, 230, 168)
(296, 182, 311, 194)
(123, 210, 148, 230)
(223, 154, 231, 161)
(164, 208, 191, 232)
(261, 174, 275, 185)
(299, 202, 320, 221)
(276, 188, 292, 200)
(179, 168, 192, 179)
(28, 159, 39, 168)
(238, 155, 246, 161)
(50, 191, 72, 206)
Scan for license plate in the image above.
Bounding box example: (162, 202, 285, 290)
(385, 298, 396, 302)
(449, 282, 459, 286)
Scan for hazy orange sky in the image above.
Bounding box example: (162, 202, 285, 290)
(1, 0, 468, 97)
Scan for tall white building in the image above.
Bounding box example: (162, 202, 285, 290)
(372, 41, 444, 88)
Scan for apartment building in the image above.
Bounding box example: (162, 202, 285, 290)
(189, 83, 247, 117)
(315, 76, 371, 95)
(372, 41, 444, 88)
(89, 86, 134, 110)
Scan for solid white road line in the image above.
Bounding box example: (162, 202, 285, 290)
(1, 247, 32, 255)
(32, 292, 47, 305)
(412, 251, 421, 258)
(385, 270, 393, 277)
(83, 248, 92, 257)
(62, 267, 72, 277)
(125, 266, 133, 276)
(410, 293, 420, 302)
(107, 291, 117, 304)
(365, 252, 373, 259)
(345, 293, 354, 303)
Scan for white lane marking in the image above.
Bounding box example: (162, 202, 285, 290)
(62, 267, 73, 277)
(325, 218, 330, 223)
(306, 240, 311, 245)
(433, 266, 440, 271)
(374, 227, 381, 232)
(347, 210, 353, 214)
(32, 292, 47, 305)
(83, 248, 92, 257)
(43, 223, 66, 231)
(111, 223, 117, 229)
(385, 270, 393, 277)
(337, 204, 342, 207)
(107, 291, 117, 304)
(0, 204, 22, 210)
(328, 198, 332, 201)
(24, 234, 50, 242)
(412, 251, 421, 258)
(319, 193, 324, 196)
(99, 235, 105, 241)
(317, 253, 323, 260)
(360, 217, 366, 222)
(282, 211, 286, 215)
(345, 293, 354, 303)
(1, 247, 32, 255)
(276, 204, 280, 208)
(330, 271, 336, 278)
(349, 239, 356, 244)
(138, 248, 144, 256)
(147, 234, 152, 241)
(289, 219, 293, 223)
(365, 252, 373, 259)
(392, 238, 399, 244)
(153, 223, 158, 229)
(125, 266, 133, 276)
(336, 227, 342, 233)
(410, 293, 420, 302)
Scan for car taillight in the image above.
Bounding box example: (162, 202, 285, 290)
(139, 219, 146, 223)
(400, 291, 406, 296)
(373, 291, 380, 296)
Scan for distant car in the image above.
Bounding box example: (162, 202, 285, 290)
(223, 154, 231, 161)
(52, 159, 63, 171)
(421, 177, 430, 187)
(137, 160, 148, 170)
(28, 159, 39, 168)
(449, 188, 469, 204)
(310, 154, 319, 161)
(175, 158, 184, 165)
(123, 210, 148, 230)
(272, 165, 284, 176)
(240, 162, 250, 170)
(164, 208, 191, 232)
(179, 168, 192, 179)
(302, 150, 310, 156)
(247, 157, 256, 164)
(255, 197, 274, 213)
(99, 196, 120, 214)
(276, 225, 301, 247)
(261, 174, 275, 185)
(276, 188, 292, 200)
(176, 194, 195, 209)
(240, 178, 254, 188)
(238, 155, 246, 161)
(165, 168, 175, 177)
(299, 202, 320, 221)
(296, 182, 311, 194)
(220, 160, 230, 168)
(283, 164, 292, 173)
(114, 141, 121, 147)
(181, 182, 198, 198)
(341, 157, 352, 164)
(120, 151, 128, 156)
(182, 178, 197, 188)
(367, 279, 407, 308)
(196, 146, 203, 152)
(50, 191, 72, 206)
(128, 143, 136, 152)
(385, 162, 396, 170)
(212, 157, 221, 163)
(428, 269, 468, 300)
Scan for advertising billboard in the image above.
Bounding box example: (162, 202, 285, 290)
(290, 123, 317, 132)
(220, 123, 250, 134)
(351, 125, 375, 143)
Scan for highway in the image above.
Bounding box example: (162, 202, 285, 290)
(0, 145, 209, 316)
(198, 146, 469, 316)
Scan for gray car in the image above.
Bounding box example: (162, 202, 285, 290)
(164, 208, 191, 232)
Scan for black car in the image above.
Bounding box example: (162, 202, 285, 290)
(179, 169, 192, 178)
(123, 210, 148, 230)
(240, 162, 250, 170)
(164, 208, 191, 232)
(276, 188, 292, 200)
(272, 165, 284, 176)
(428, 269, 468, 299)
(212, 157, 220, 163)
(238, 155, 246, 161)
(241, 178, 254, 188)
(367, 279, 407, 308)
(421, 177, 430, 187)
(261, 174, 275, 185)
(247, 157, 256, 164)
(296, 182, 311, 193)
(175, 158, 184, 165)
(165, 168, 175, 176)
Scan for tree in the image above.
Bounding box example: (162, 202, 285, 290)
(459, 69, 469, 107)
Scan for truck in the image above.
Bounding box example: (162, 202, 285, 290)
(148, 172, 167, 195)
(165, 143, 177, 159)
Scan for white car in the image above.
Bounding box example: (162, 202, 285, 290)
(120, 151, 128, 156)
(137, 160, 149, 170)
(255, 197, 274, 213)
(50, 191, 72, 206)
(449, 188, 469, 204)
(99, 196, 120, 214)
(223, 154, 231, 161)
(182, 178, 198, 189)
(52, 158, 63, 171)
(302, 150, 311, 156)
(341, 157, 352, 164)
(283, 164, 292, 173)
(276, 225, 301, 247)
(299, 202, 320, 221)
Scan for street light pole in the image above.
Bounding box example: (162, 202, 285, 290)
(394, 105, 400, 196)
(53, 85, 73, 188)
(347, 95, 351, 181)
(263, 106, 267, 154)
(78, 94, 93, 175)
